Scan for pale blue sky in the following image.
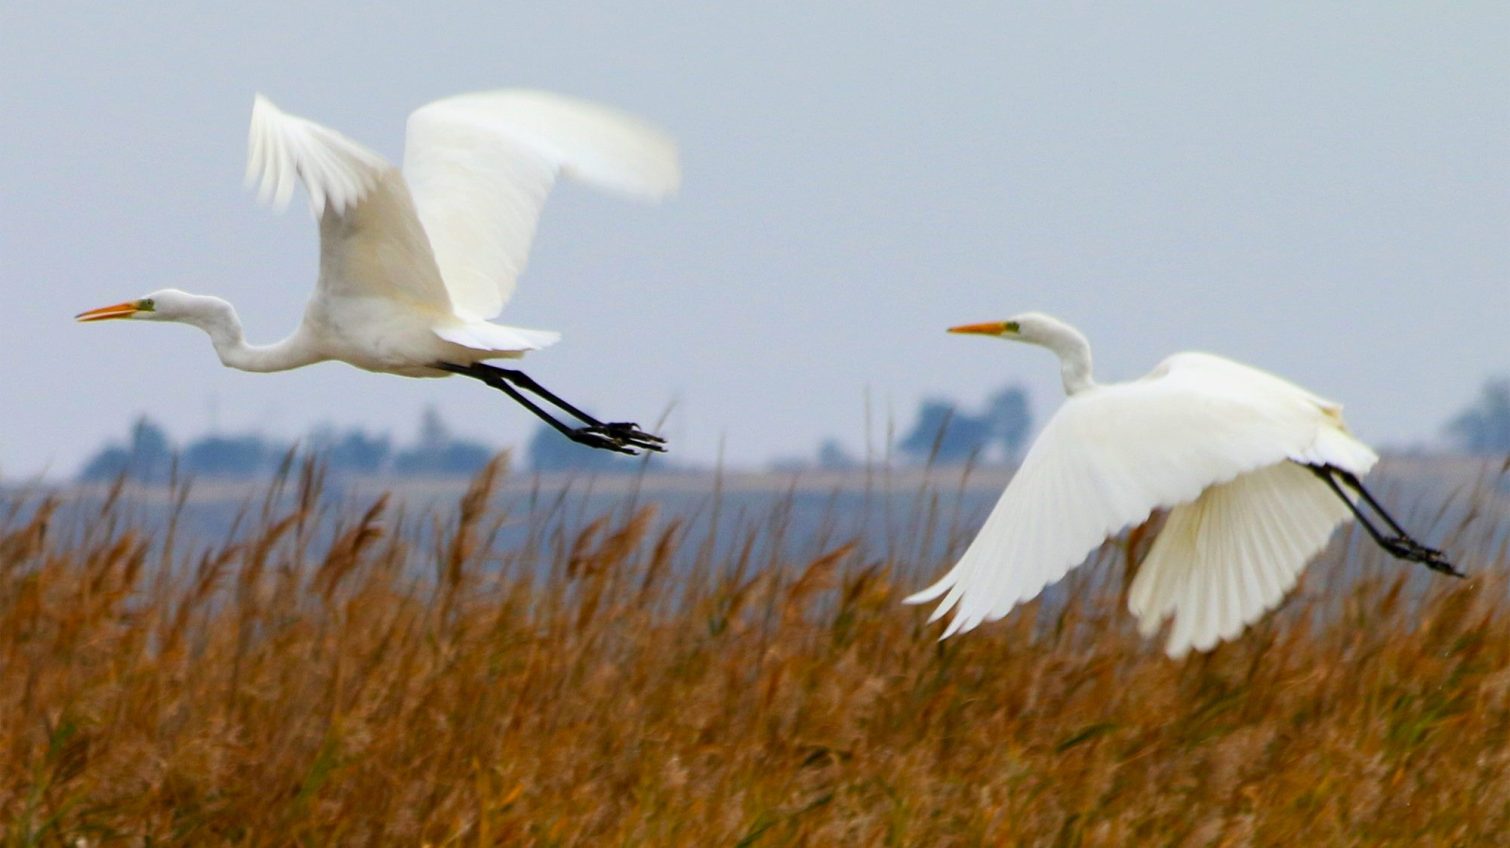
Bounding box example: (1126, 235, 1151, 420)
(2, 2, 1506, 478)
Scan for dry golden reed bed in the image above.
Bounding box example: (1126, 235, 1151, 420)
(2, 458, 1508, 846)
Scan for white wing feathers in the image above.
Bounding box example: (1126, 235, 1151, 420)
(243, 90, 677, 331)
(245, 94, 390, 217)
(906, 353, 1376, 653)
(403, 90, 680, 322)
(1129, 461, 1352, 657)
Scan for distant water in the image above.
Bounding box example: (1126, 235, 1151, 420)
(5, 458, 1506, 597)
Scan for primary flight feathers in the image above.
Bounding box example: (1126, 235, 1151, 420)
(246, 94, 389, 216)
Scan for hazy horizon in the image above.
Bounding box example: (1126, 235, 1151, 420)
(4, 3, 1506, 479)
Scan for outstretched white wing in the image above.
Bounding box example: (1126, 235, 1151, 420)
(244, 94, 454, 310)
(402, 89, 680, 322)
(906, 353, 1377, 651)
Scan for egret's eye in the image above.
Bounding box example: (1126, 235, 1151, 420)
(1004, 320, 1020, 334)
(136, 298, 156, 312)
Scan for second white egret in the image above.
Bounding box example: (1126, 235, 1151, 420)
(906, 313, 1460, 657)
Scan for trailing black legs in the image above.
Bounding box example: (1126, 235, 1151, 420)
(1307, 464, 1462, 577)
(438, 362, 666, 456)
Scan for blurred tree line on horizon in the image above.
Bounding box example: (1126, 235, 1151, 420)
(772, 384, 1034, 471)
(1448, 378, 1510, 456)
(67, 377, 1510, 483)
(898, 385, 1032, 466)
(78, 408, 498, 483)
(75, 406, 662, 483)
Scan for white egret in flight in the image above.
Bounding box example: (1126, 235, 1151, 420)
(906, 313, 1460, 657)
(77, 90, 680, 454)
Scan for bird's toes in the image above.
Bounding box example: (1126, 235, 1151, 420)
(572, 428, 639, 455)
(586, 422, 668, 452)
(1390, 537, 1463, 578)
(1427, 555, 1465, 579)
(603, 421, 667, 444)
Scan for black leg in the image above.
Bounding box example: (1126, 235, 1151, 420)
(473, 364, 667, 452)
(473, 368, 638, 455)
(1307, 464, 1463, 577)
(471, 365, 605, 427)
(1330, 468, 1411, 537)
(437, 362, 666, 455)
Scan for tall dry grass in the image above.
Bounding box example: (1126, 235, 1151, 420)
(1, 457, 1508, 845)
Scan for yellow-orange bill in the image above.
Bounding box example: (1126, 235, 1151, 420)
(947, 321, 1010, 336)
(75, 302, 139, 322)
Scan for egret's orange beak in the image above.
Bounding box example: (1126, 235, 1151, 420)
(948, 321, 1011, 336)
(75, 301, 140, 322)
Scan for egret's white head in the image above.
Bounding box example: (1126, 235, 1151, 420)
(948, 311, 1077, 346)
(950, 311, 1095, 394)
(75, 289, 309, 373)
(76, 289, 226, 325)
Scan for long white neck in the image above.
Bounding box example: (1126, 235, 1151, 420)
(1037, 322, 1096, 396)
(177, 297, 322, 373)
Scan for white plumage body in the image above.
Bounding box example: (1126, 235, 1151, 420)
(907, 319, 1380, 658)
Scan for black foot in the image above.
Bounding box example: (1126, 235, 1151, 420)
(568, 427, 640, 455)
(565, 423, 668, 456)
(584, 422, 667, 454)
(1381, 536, 1465, 578)
(606, 422, 666, 447)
